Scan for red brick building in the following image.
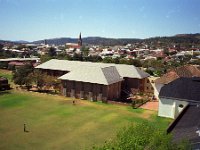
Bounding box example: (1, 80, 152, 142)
(35, 59, 149, 101)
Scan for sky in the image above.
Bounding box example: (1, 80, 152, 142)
(0, 0, 200, 41)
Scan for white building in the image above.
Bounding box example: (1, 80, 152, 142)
(158, 77, 200, 119)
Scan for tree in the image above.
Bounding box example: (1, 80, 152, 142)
(119, 58, 128, 64)
(85, 55, 102, 62)
(81, 46, 89, 57)
(163, 47, 170, 56)
(32, 70, 61, 92)
(13, 63, 34, 89)
(0, 44, 3, 50)
(93, 122, 190, 150)
(128, 59, 142, 67)
(40, 54, 52, 63)
(31, 70, 46, 90)
(48, 47, 57, 57)
(102, 57, 113, 63)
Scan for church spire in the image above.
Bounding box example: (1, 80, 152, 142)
(78, 32, 82, 47)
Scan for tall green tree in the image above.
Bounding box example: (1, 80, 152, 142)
(48, 47, 57, 57)
(13, 63, 34, 88)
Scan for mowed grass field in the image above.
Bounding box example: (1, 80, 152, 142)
(0, 90, 171, 150)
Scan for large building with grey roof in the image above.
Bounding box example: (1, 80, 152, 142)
(35, 59, 149, 101)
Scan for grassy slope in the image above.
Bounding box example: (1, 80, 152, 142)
(0, 91, 171, 150)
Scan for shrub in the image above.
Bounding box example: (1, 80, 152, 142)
(92, 122, 190, 150)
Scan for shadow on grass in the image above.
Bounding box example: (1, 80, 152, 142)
(0, 90, 12, 96)
(29, 89, 59, 95)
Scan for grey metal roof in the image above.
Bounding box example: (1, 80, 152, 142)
(35, 59, 82, 71)
(171, 105, 200, 144)
(58, 66, 123, 85)
(112, 64, 149, 79)
(159, 77, 200, 102)
(35, 59, 149, 79)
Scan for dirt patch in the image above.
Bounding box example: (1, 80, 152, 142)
(140, 101, 159, 111)
(141, 111, 155, 119)
(0, 69, 12, 74)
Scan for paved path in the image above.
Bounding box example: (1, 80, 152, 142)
(140, 101, 159, 111)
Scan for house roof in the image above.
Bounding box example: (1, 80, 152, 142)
(155, 65, 200, 84)
(171, 105, 200, 144)
(35, 59, 149, 79)
(0, 58, 40, 62)
(35, 59, 81, 71)
(159, 77, 200, 102)
(58, 66, 123, 85)
(8, 61, 25, 66)
(113, 64, 149, 79)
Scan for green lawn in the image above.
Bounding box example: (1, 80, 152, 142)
(0, 90, 171, 150)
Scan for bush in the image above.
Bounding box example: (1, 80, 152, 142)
(92, 122, 190, 150)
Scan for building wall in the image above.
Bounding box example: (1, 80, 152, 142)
(158, 97, 188, 119)
(122, 78, 145, 93)
(39, 69, 68, 77)
(144, 77, 159, 94)
(61, 80, 122, 101)
(107, 82, 121, 100)
(154, 83, 164, 99)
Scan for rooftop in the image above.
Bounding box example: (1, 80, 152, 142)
(35, 59, 149, 79)
(59, 66, 123, 85)
(155, 65, 200, 84)
(0, 58, 40, 62)
(159, 77, 200, 102)
(171, 104, 200, 144)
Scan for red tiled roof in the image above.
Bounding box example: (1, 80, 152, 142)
(155, 65, 200, 84)
(8, 61, 25, 66)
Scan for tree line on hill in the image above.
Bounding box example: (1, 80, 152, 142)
(31, 34, 200, 47)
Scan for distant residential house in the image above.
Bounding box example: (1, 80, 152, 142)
(66, 43, 81, 49)
(158, 77, 200, 147)
(154, 65, 200, 99)
(65, 33, 82, 50)
(35, 59, 149, 101)
(0, 77, 10, 91)
(0, 58, 40, 70)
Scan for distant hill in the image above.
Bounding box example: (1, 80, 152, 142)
(0, 40, 16, 45)
(175, 33, 200, 38)
(14, 40, 29, 44)
(32, 33, 200, 46)
(1, 33, 200, 46)
(32, 37, 141, 46)
(0, 40, 29, 45)
(143, 33, 200, 45)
